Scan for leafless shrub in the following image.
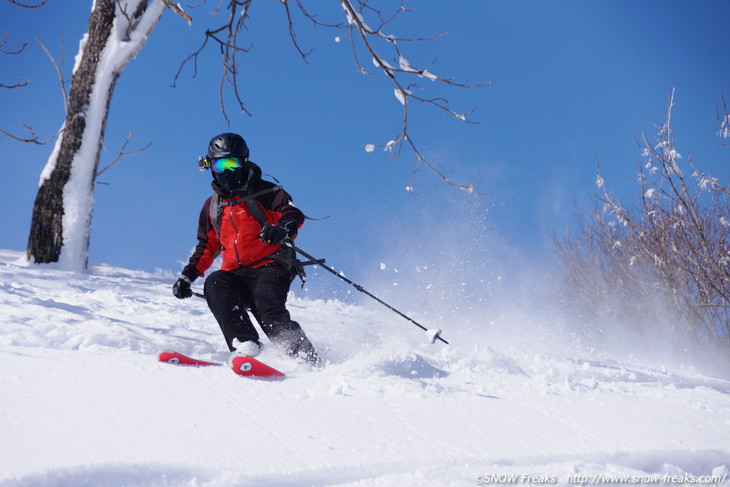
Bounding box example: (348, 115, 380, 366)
(555, 90, 730, 355)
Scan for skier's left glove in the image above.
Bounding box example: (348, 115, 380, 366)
(172, 265, 200, 299)
(260, 219, 297, 245)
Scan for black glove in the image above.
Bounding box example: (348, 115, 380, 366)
(172, 265, 200, 299)
(260, 219, 297, 245)
(172, 276, 192, 299)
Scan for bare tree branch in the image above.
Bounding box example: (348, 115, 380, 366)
(1, 31, 29, 88)
(1, 34, 70, 143)
(5, 0, 49, 7)
(281, 0, 313, 63)
(36, 35, 69, 115)
(171, 1, 488, 193)
(160, 0, 193, 24)
(0, 120, 69, 145)
(96, 130, 153, 182)
(0, 31, 27, 54)
(0, 76, 29, 89)
(183, 0, 209, 9)
(339, 0, 488, 194)
(172, 0, 253, 125)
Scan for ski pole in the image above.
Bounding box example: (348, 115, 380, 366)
(290, 244, 449, 345)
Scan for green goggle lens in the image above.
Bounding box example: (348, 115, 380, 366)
(210, 157, 242, 173)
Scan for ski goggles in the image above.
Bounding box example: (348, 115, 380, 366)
(198, 156, 245, 173)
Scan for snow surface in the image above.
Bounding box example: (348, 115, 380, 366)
(1, 248, 729, 486)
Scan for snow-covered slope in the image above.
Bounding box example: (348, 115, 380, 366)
(1, 249, 729, 487)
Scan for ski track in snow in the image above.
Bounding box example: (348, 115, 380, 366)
(0, 249, 729, 487)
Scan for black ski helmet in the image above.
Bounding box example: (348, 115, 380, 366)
(207, 133, 249, 160)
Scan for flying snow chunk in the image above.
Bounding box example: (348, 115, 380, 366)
(365, 144, 375, 153)
(380, 263, 387, 271)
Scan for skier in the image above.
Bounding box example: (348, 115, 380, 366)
(172, 132, 320, 366)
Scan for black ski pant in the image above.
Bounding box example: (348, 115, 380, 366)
(203, 264, 319, 363)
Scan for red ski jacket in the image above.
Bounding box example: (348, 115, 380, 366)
(187, 168, 304, 276)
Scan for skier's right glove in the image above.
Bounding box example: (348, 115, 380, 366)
(172, 265, 200, 299)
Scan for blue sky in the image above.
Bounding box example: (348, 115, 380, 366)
(1, 1, 728, 302)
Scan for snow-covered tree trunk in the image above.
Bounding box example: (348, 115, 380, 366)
(27, 0, 164, 271)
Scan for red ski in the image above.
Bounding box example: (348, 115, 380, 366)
(231, 355, 285, 380)
(159, 351, 220, 367)
(158, 351, 285, 380)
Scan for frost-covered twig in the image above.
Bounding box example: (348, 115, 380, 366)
(173, 0, 488, 194)
(714, 92, 730, 147)
(338, 0, 488, 194)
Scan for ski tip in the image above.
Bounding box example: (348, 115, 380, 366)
(158, 351, 180, 364)
(158, 351, 220, 367)
(231, 355, 286, 380)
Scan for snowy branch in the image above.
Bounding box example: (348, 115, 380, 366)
(338, 0, 489, 194)
(159, 0, 192, 24)
(714, 92, 730, 147)
(172, 0, 488, 194)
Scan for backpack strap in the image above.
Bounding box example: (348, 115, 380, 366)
(208, 185, 317, 285)
(208, 186, 282, 238)
(242, 195, 270, 228)
(209, 193, 222, 238)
